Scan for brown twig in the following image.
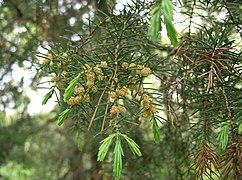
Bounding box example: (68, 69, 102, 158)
(88, 82, 110, 130)
(101, 19, 127, 131)
(88, 19, 127, 131)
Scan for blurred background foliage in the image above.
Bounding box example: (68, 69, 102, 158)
(0, 0, 241, 179)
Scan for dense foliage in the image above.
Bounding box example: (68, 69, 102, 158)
(1, 0, 242, 179)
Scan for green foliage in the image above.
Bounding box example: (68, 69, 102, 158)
(148, 6, 162, 40)
(98, 132, 141, 178)
(75, 131, 83, 151)
(98, 134, 115, 161)
(1, 0, 242, 179)
(42, 88, 54, 105)
(0, 161, 35, 180)
(56, 108, 71, 126)
(162, 0, 178, 46)
(37, 0, 242, 178)
(218, 123, 230, 154)
(64, 74, 81, 102)
(120, 133, 142, 157)
(238, 123, 242, 134)
(113, 137, 123, 179)
(152, 119, 160, 142)
(148, 0, 179, 46)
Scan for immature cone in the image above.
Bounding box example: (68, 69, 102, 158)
(141, 94, 156, 113)
(110, 106, 127, 117)
(136, 65, 145, 75)
(149, 104, 156, 113)
(75, 87, 85, 94)
(110, 106, 119, 117)
(41, 54, 53, 64)
(119, 106, 127, 113)
(91, 86, 98, 93)
(142, 94, 149, 101)
(41, 59, 50, 64)
(67, 97, 76, 106)
(118, 86, 128, 97)
(142, 100, 150, 109)
(51, 75, 61, 82)
(99, 61, 108, 67)
(86, 80, 94, 88)
(93, 66, 102, 73)
(67, 96, 82, 106)
(141, 67, 152, 76)
(55, 82, 62, 90)
(87, 72, 95, 81)
(75, 96, 82, 104)
(83, 94, 90, 102)
(121, 62, 129, 69)
(97, 75, 104, 81)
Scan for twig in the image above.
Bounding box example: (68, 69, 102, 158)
(101, 19, 127, 131)
(88, 80, 110, 130)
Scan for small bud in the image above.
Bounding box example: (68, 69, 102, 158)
(75, 87, 85, 94)
(143, 111, 151, 117)
(91, 86, 98, 93)
(83, 94, 90, 102)
(119, 106, 127, 113)
(55, 82, 62, 90)
(97, 75, 104, 81)
(41, 54, 53, 64)
(121, 62, 129, 69)
(67, 97, 76, 106)
(100, 61, 108, 67)
(149, 104, 156, 113)
(142, 100, 150, 109)
(118, 86, 128, 97)
(136, 69, 141, 75)
(87, 72, 95, 81)
(75, 96, 82, 104)
(142, 94, 149, 101)
(141, 67, 152, 76)
(41, 59, 50, 64)
(110, 106, 119, 117)
(129, 78, 137, 84)
(61, 53, 68, 58)
(93, 66, 102, 73)
(51, 75, 61, 82)
(128, 85, 135, 91)
(61, 66, 67, 71)
(86, 80, 94, 88)
(57, 62, 62, 68)
(136, 65, 145, 75)
(138, 65, 145, 69)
